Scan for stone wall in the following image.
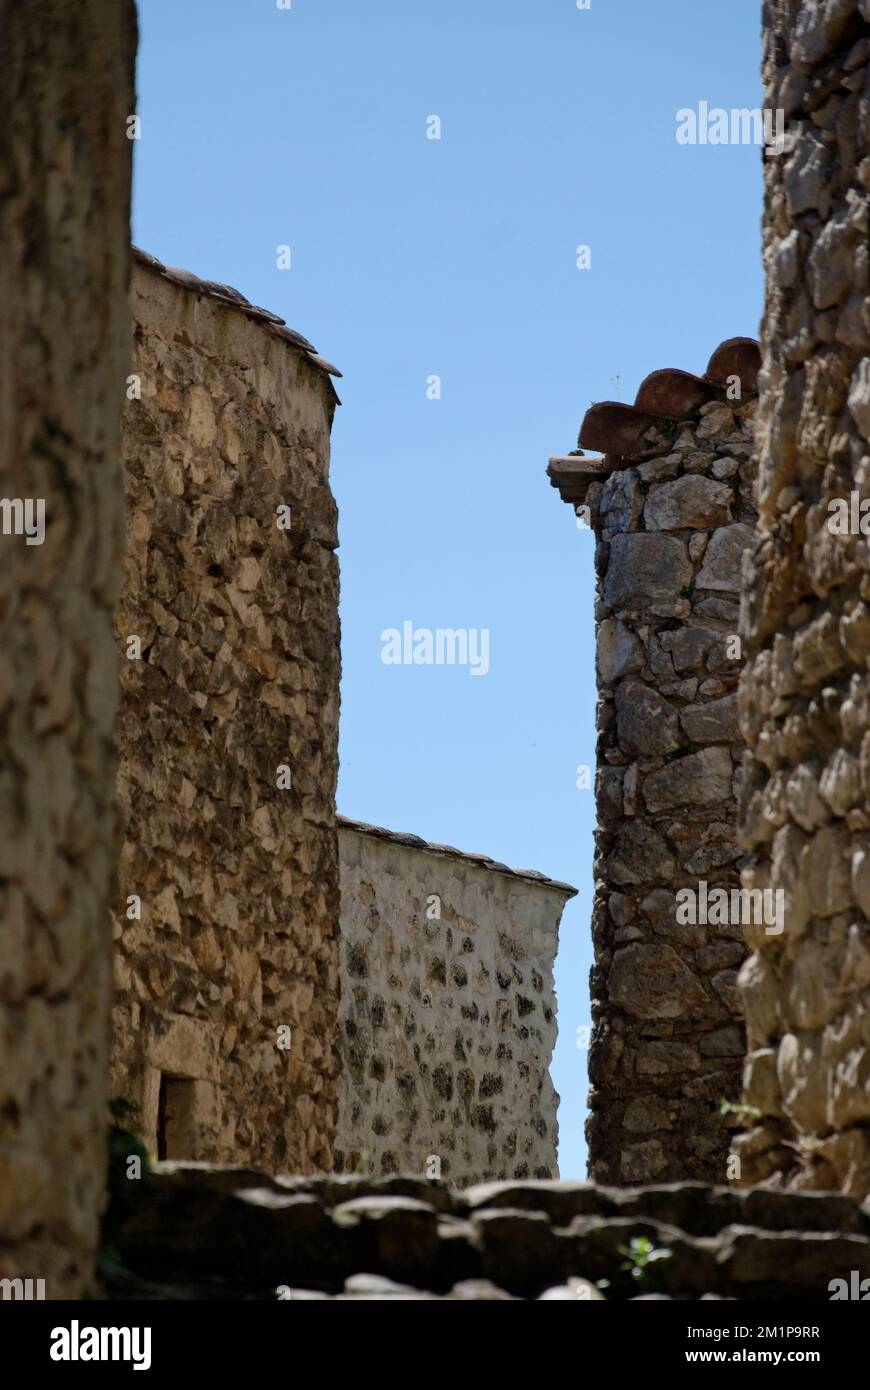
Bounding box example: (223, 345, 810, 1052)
(736, 0, 870, 1196)
(0, 0, 137, 1298)
(107, 1163, 870, 1301)
(335, 818, 575, 1184)
(549, 340, 760, 1185)
(111, 251, 342, 1174)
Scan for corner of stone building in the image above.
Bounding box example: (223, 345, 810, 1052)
(549, 339, 761, 1186)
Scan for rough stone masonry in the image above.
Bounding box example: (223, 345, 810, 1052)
(549, 339, 761, 1186)
(105, 1164, 870, 1301)
(736, 0, 870, 1197)
(335, 818, 575, 1185)
(111, 250, 342, 1175)
(0, 0, 137, 1298)
(111, 252, 576, 1190)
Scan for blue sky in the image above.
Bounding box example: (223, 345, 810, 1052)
(132, 0, 765, 1180)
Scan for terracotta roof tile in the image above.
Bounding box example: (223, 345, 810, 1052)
(634, 367, 720, 418)
(705, 336, 761, 390)
(578, 402, 672, 456)
(547, 336, 760, 506)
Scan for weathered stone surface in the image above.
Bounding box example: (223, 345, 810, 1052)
(848, 356, 870, 436)
(610, 945, 709, 1019)
(335, 824, 574, 1185)
(112, 259, 341, 1175)
(0, 0, 136, 1299)
(600, 467, 643, 534)
(102, 1166, 870, 1301)
(638, 451, 682, 482)
(852, 849, 870, 920)
(783, 128, 831, 218)
(597, 617, 644, 683)
(578, 371, 757, 1185)
(787, 765, 832, 832)
(635, 1040, 701, 1075)
(680, 694, 739, 744)
(820, 749, 861, 816)
(695, 524, 755, 592)
(607, 822, 676, 886)
(738, 0, 870, 1197)
(792, 0, 861, 69)
(623, 1097, 673, 1133)
(809, 214, 855, 310)
(615, 681, 680, 755)
(644, 747, 734, 813)
(644, 476, 732, 531)
(603, 534, 692, 613)
(659, 624, 722, 672)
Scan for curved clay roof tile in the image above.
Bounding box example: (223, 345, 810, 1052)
(578, 402, 670, 456)
(705, 337, 761, 392)
(575, 337, 760, 458)
(634, 367, 721, 418)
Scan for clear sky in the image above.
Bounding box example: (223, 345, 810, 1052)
(132, 0, 765, 1180)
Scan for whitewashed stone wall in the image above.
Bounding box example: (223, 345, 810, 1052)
(335, 820, 575, 1185)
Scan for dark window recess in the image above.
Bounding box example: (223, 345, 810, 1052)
(156, 1075, 196, 1160)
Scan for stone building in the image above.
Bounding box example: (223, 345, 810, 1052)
(736, 0, 870, 1196)
(111, 249, 343, 1174)
(335, 817, 575, 1184)
(109, 252, 573, 1188)
(0, 0, 137, 1300)
(549, 339, 760, 1184)
(9, 0, 870, 1312)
